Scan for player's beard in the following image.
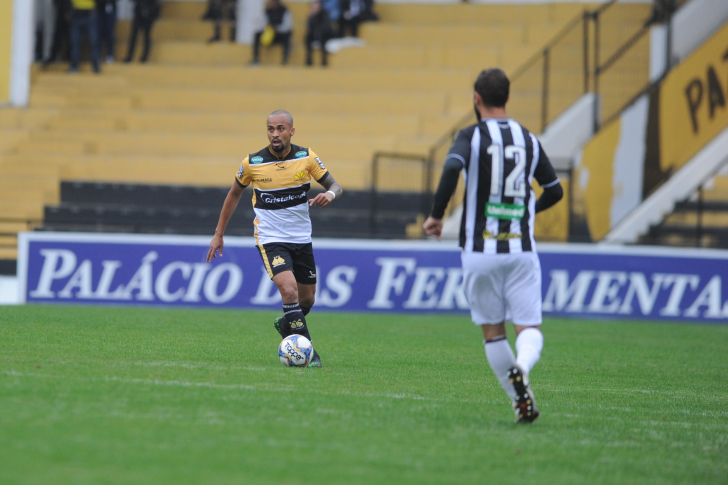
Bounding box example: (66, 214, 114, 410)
(271, 141, 285, 153)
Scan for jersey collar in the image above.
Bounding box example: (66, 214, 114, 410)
(268, 145, 291, 160)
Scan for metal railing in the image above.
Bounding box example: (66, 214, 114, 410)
(369, 152, 429, 237)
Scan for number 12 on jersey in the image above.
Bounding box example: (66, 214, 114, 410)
(486, 144, 527, 198)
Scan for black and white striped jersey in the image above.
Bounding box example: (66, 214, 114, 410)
(446, 118, 559, 254)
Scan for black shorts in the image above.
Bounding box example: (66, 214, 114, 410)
(257, 242, 317, 284)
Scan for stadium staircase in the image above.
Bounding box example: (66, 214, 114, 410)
(596, 12, 728, 249)
(0, 0, 601, 271)
(640, 173, 728, 248)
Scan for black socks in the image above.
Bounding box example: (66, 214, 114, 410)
(282, 302, 311, 341)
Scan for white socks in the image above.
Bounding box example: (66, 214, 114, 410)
(484, 337, 517, 400)
(515, 328, 543, 375)
(484, 328, 544, 400)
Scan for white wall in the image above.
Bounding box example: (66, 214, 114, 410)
(9, 0, 33, 107)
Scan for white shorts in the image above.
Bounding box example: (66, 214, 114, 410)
(461, 251, 542, 326)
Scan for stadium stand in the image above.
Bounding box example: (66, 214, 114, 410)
(41, 181, 430, 240)
(639, 170, 728, 249)
(0, 0, 605, 270)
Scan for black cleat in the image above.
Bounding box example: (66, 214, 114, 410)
(507, 364, 539, 423)
(274, 316, 289, 339)
(308, 349, 322, 368)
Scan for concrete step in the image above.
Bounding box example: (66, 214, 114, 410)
(29, 85, 454, 116)
(0, 248, 18, 259)
(0, 221, 33, 235)
(39, 110, 424, 137)
(32, 64, 476, 92)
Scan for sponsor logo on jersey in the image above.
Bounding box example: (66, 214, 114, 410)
(294, 171, 307, 181)
(276, 163, 286, 171)
(254, 177, 272, 183)
(485, 202, 525, 220)
(295, 150, 308, 158)
(483, 229, 523, 240)
(272, 255, 286, 267)
(309, 270, 316, 279)
(315, 157, 325, 170)
(251, 156, 264, 164)
(261, 193, 306, 204)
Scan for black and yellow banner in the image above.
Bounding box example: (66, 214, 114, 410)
(660, 22, 728, 173)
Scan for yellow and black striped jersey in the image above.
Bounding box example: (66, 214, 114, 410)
(235, 143, 329, 245)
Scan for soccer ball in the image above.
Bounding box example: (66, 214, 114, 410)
(278, 334, 314, 367)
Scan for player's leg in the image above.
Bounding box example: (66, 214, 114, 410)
(271, 270, 312, 341)
(506, 252, 544, 375)
(296, 282, 321, 366)
(462, 252, 518, 401)
(257, 243, 308, 340)
(481, 322, 518, 402)
(503, 252, 544, 422)
(292, 243, 321, 366)
(297, 283, 315, 316)
(514, 324, 543, 374)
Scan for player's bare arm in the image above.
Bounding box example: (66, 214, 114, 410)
(309, 173, 342, 208)
(207, 181, 245, 262)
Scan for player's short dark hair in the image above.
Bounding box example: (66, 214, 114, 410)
(474, 68, 510, 108)
(269, 109, 293, 127)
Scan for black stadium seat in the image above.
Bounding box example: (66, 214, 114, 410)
(41, 182, 426, 239)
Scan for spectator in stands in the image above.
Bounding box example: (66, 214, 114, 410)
(339, 0, 377, 37)
(250, 0, 292, 66)
(124, 0, 160, 63)
(96, 0, 117, 63)
(44, 0, 72, 66)
(203, 0, 237, 43)
(35, 0, 55, 62)
(322, 0, 340, 37)
(361, 0, 378, 21)
(68, 0, 100, 73)
(305, 1, 333, 67)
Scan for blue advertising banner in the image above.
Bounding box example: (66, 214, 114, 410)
(17, 233, 728, 322)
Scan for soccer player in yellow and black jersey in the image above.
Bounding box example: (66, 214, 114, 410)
(207, 109, 343, 367)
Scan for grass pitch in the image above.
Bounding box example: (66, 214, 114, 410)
(1, 305, 726, 485)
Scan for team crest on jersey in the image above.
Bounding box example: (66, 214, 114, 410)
(294, 171, 307, 181)
(295, 150, 308, 158)
(272, 255, 286, 267)
(251, 156, 264, 164)
(315, 157, 325, 170)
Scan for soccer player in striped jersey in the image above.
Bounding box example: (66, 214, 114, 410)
(423, 68, 563, 423)
(207, 109, 343, 367)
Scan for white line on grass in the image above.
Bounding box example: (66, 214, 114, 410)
(0, 369, 495, 405)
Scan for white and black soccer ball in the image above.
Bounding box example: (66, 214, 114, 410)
(278, 334, 314, 367)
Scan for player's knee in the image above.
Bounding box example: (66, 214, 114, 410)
(481, 322, 506, 341)
(300, 295, 315, 313)
(278, 284, 299, 303)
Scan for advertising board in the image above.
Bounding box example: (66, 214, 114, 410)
(17, 233, 728, 322)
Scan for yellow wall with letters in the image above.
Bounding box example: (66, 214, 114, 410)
(660, 22, 728, 173)
(0, 0, 13, 104)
